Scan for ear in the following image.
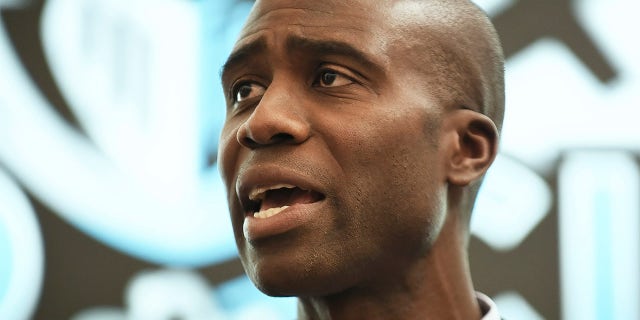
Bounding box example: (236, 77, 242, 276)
(442, 109, 499, 186)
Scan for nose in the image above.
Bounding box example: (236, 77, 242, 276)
(236, 86, 311, 149)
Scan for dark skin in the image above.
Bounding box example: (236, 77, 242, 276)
(219, 0, 504, 319)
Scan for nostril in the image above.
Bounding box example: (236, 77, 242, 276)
(237, 108, 310, 148)
(270, 133, 294, 144)
(242, 136, 261, 149)
(242, 133, 294, 149)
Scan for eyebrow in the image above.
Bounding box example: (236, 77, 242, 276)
(220, 38, 267, 80)
(220, 35, 382, 81)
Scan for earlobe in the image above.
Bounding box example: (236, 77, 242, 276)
(444, 110, 499, 186)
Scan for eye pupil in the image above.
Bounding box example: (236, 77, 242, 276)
(239, 85, 252, 97)
(237, 85, 252, 100)
(321, 71, 337, 85)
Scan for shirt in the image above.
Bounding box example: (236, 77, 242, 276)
(477, 292, 501, 320)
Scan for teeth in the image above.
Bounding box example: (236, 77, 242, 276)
(253, 206, 290, 219)
(248, 184, 296, 201)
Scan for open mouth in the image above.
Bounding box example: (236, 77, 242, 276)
(247, 184, 325, 219)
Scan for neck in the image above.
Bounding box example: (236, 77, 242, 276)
(296, 211, 481, 320)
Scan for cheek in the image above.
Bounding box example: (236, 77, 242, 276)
(217, 126, 247, 237)
(329, 113, 447, 249)
(218, 125, 240, 188)
(334, 114, 443, 190)
(365, 160, 447, 264)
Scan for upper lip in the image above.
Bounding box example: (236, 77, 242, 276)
(236, 164, 326, 215)
(248, 183, 298, 202)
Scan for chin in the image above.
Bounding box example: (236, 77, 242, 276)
(247, 261, 355, 298)
(250, 272, 332, 297)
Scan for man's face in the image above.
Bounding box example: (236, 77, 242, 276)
(219, 0, 450, 296)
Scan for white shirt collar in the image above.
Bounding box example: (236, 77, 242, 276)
(476, 292, 501, 320)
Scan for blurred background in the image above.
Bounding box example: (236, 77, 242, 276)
(0, 0, 638, 319)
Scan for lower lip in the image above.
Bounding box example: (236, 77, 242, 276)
(243, 201, 324, 241)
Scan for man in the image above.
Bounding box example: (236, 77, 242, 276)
(218, 0, 504, 318)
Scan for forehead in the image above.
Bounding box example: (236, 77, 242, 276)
(234, 0, 388, 55)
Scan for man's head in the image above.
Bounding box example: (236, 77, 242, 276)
(218, 0, 503, 299)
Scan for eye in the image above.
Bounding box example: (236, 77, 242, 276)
(232, 81, 266, 103)
(314, 69, 354, 88)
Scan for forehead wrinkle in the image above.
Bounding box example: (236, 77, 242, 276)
(250, 0, 375, 19)
(286, 23, 367, 33)
(241, 3, 374, 38)
(284, 35, 382, 74)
